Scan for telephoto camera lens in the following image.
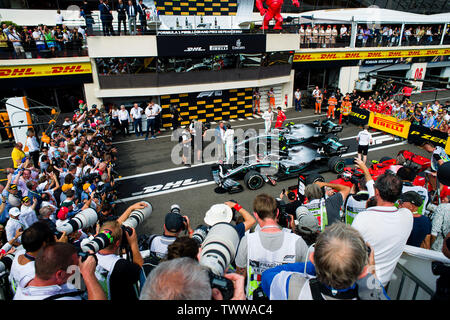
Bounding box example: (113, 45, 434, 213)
(80, 232, 112, 253)
(56, 208, 99, 234)
(191, 225, 210, 245)
(170, 204, 181, 215)
(122, 201, 153, 230)
(200, 222, 240, 276)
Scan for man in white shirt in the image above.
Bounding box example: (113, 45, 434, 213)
(144, 102, 158, 140)
(294, 89, 302, 112)
(118, 105, 130, 137)
(7, 26, 24, 58)
(26, 129, 40, 168)
(352, 173, 413, 287)
(262, 106, 274, 134)
(151, 101, 162, 134)
(14, 242, 106, 300)
(32, 26, 46, 53)
(55, 10, 64, 28)
(356, 125, 373, 164)
(5, 207, 23, 244)
(130, 103, 143, 137)
(20, 196, 38, 230)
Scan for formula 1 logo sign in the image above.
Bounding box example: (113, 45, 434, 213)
(369, 113, 411, 139)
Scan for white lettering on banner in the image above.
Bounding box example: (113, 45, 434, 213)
(210, 45, 228, 51)
(184, 47, 205, 52)
(197, 91, 223, 98)
(135, 179, 209, 196)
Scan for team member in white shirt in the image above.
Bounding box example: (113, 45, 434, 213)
(130, 103, 143, 137)
(144, 102, 158, 140)
(118, 105, 130, 137)
(262, 107, 274, 134)
(26, 129, 40, 168)
(224, 123, 235, 164)
(352, 173, 413, 287)
(356, 125, 373, 164)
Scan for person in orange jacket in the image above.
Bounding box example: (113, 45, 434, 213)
(327, 94, 338, 120)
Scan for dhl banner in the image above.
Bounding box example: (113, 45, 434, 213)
(0, 62, 92, 79)
(368, 112, 411, 139)
(294, 47, 450, 62)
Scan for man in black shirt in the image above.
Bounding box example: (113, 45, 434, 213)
(117, 0, 127, 35)
(279, 190, 303, 218)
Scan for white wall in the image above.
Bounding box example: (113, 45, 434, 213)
(266, 33, 300, 52)
(338, 66, 359, 94)
(87, 35, 158, 58)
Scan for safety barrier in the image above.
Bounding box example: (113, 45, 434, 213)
(349, 106, 450, 155)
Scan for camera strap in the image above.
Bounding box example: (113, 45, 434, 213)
(43, 289, 85, 300)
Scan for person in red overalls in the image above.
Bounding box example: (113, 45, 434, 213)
(275, 106, 286, 128)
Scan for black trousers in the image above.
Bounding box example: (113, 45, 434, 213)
(120, 120, 129, 136)
(118, 17, 127, 34)
(30, 150, 40, 168)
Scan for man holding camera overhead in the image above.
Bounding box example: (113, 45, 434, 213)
(147, 206, 194, 260)
(234, 194, 309, 300)
(94, 202, 148, 300)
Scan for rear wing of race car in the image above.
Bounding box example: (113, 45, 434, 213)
(322, 138, 349, 155)
(313, 119, 343, 134)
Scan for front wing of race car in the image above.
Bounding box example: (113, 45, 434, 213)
(211, 164, 244, 194)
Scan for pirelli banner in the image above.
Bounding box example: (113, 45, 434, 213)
(368, 113, 411, 139)
(293, 48, 450, 63)
(0, 62, 92, 79)
(160, 88, 254, 128)
(408, 124, 448, 149)
(349, 106, 370, 126)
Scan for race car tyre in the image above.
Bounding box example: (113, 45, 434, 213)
(305, 173, 325, 185)
(437, 162, 450, 186)
(328, 156, 345, 174)
(244, 170, 265, 190)
(379, 156, 393, 163)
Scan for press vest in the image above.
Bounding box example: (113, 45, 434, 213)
(401, 183, 429, 215)
(95, 253, 122, 300)
(304, 199, 327, 231)
(246, 231, 298, 299)
(431, 146, 450, 171)
(345, 191, 369, 225)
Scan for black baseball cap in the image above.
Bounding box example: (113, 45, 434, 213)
(399, 191, 423, 207)
(165, 212, 185, 233)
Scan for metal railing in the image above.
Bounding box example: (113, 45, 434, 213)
(388, 263, 435, 300)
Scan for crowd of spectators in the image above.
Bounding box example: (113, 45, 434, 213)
(355, 24, 448, 47)
(0, 92, 448, 301)
(0, 23, 87, 59)
(299, 23, 449, 49)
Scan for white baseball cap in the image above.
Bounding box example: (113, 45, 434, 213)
(204, 204, 233, 226)
(9, 207, 21, 217)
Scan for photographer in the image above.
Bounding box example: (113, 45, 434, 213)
(139, 257, 245, 300)
(147, 209, 193, 260)
(304, 180, 351, 231)
(344, 159, 375, 225)
(261, 223, 388, 300)
(95, 219, 143, 300)
(9, 222, 55, 293)
(235, 194, 309, 300)
(277, 189, 304, 227)
(14, 242, 106, 300)
(203, 201, 256, 239)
